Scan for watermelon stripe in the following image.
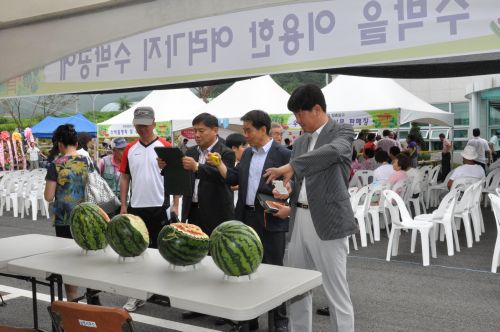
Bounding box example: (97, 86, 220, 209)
(220, 236, 252, 275)
(107, 215, 148, 257)
(209, 221, 263, 276)
(157, 223, 209, 266)
(116, 220, 141, 256)
(70, 203, 108, 251)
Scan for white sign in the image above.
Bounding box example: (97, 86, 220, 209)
(2, 0, 499, 97)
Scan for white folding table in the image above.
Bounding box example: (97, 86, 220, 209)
(0, 234, 74, 331)
(8, 243, 322, 330)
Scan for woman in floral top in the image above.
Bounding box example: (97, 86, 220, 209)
(44, 124, 90, 301)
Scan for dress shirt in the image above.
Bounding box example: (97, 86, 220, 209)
(193, 138, 218, 203)
(377, 137, 397, 153)
(246, 139, 273, 205)
(489, 135, 500, 152)
(442, 138, 452, 153)
(467, 137, 490, 164)
(298, 121, 327, 204)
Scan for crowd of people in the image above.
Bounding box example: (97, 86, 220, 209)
(40, 82, 500, 332)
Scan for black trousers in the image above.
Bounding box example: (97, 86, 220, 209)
(187, 203, 216, 236)
(243, 209, 288, 328)
(128, 205, 168, 249)
(439, 152, 451, 182)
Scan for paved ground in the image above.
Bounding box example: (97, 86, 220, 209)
(0, 206, 499, 331)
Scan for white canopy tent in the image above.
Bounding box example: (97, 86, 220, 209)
(98, 88, 205, 136)
(198, 75, 291, 122)
(322, 75, 454, 127)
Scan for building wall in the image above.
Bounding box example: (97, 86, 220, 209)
(392, 74, 500, 164)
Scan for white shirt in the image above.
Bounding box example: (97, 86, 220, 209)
(77, 148, 90, 158)
(490, 135, 500, 152)
(121, 137, 170, 208)
(374, 163, 395, 182)
(28, 146, 40, 161)
(467, 137, 490, 164)
(193, 139, 218, 203)
(449, 164, 485, 181)
(246, 139, 273, 205)
(298, 121, 327, 204)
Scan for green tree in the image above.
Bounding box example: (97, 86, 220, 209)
(83, 111, 121, 123)
(118, 96, 131, 111)
(409, 123, 426, 149)
(272, 72, 328, 93)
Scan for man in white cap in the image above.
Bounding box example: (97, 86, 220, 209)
(119, 106, 173, 312)
(447, 145, 485, 189)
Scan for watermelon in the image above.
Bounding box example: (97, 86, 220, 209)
(157, 223, 209, 266)
(210, 220, 263, 277)
(69, 202, 110, 251)
(106, 214, 149, 257)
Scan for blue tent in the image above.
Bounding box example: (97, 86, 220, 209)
(31, 114, 97, 138)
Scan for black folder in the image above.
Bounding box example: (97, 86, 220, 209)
(256, 193, 287, 213)
(155, 147, 192, 196)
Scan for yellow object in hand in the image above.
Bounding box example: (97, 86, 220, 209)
(208, 152, 221, 166)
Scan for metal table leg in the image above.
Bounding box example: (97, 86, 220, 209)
(31, 278, 39, 330)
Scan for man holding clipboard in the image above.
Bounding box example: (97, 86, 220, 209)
(158, 113, 235, 321)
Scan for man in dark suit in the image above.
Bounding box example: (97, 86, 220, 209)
(209, 110, 291, 332)
(163, 113, 235, 321)
(174, 112, 235, 235)
(264, 84, 357, 332)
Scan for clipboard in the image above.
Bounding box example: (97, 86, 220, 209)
(154, 147, 192, 196)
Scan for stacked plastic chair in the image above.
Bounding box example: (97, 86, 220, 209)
(487, 193, 500, 273)
(382, 189, 437, 266)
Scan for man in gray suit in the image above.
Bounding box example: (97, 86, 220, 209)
(264, 84, 357, 332)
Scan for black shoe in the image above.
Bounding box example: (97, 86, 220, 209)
(214, 317, 228, 326)
(229, 319, 259, 332)
(249, 318, 259, 331)
(316, 306, 330, 316)
(181, 311, 206, 319)
(148, 294, 170, 306)
(87, 295, 101, 306)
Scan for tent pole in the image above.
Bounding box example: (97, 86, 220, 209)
(396, 109, 401, 137)
(171, 120, 174, 144)
(450, 124, 454, 166)
(95, 135, 99, 162)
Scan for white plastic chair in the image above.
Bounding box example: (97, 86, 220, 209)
(353, 170, 374, 188)
(406, 171, 426, 217)
(426, 170, 453, 208)
(450, 176, 479, 192)
(470, 180, 485, 237)
(7, 174, 28, 217)
(482, 169, 500, 207)
(367, 182, 390, 241)
(347, 187, 359, 251)
(390, 178, 409, 199)
(423, 165, 441, 207)
(382, 189, 436, 266)
(487, 193, 500, 273)
(453, 184, 477, 248)
(351, 186, 374, 247)
(348, 187, 359, 198)
(415, 189, 460, 256)
(0, 172, 15, 215)
(21, 179, 49, 220)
